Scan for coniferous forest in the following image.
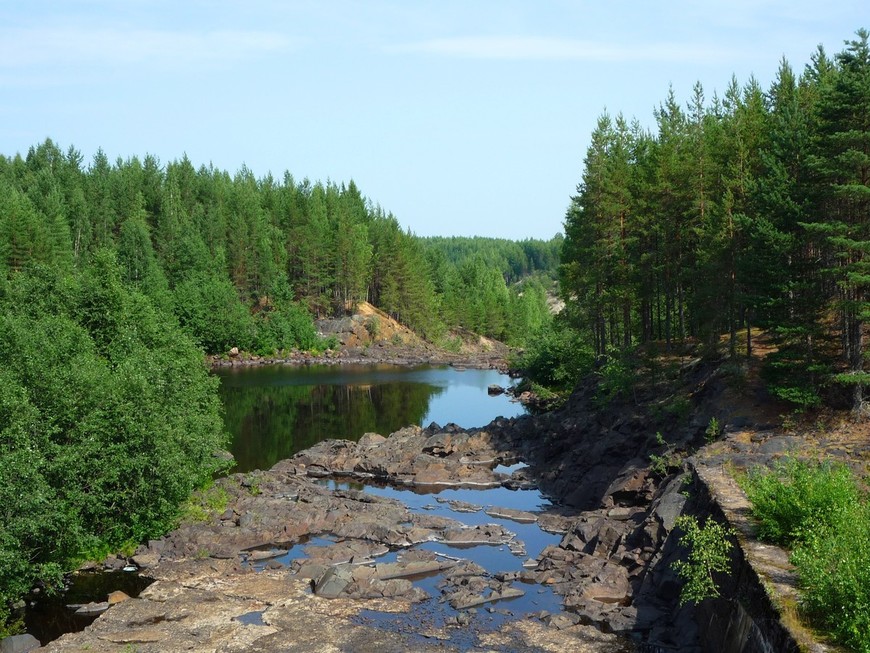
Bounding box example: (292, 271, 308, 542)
(0, 145, 559, 355)
(551, 30, 870, 412)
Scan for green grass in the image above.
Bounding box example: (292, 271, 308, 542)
(740, 458, 860, 546)
(178, 483, 230, 525)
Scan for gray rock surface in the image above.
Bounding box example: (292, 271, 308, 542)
(1, 634, 41, 653)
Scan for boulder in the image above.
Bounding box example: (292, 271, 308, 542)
(132, 552, 160, 569)
(358, 432, 387, 448)
(313, 566, 352, 598)
(107, 590, 131, 605)
(0, 634, 40, 653)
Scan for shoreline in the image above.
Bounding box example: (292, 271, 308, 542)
(206, 347, 513, 373)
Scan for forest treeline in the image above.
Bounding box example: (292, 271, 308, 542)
(551, 29, 870, 411)
(0, 145, 560, 352)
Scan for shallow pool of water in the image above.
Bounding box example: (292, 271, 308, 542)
(265, 476, 569, 647)
(23, 570, 153, 645)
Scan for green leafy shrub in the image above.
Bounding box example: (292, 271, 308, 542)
(649, 451, 683, 477)
(179, 484, 231, 524)
(741, 458, 870, 651)
(314, 335, 340, 353)
(705, 417, 721, 443)
(254, 296, 319, 354)
(596, 350, 635, 403)
(672, 515, 735, 605)
(365, 315, 381, 339)
(513, 320, 593, 390)
(740, 458, 860, 546)
(0, 256, 231, 629)
(791, 504, 870, 652)
(173, 271, 256, 353)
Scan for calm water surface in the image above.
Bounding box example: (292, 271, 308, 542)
(214, 364, 525, 473)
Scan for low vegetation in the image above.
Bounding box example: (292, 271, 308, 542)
(741, 458, 870, 652)
(672, 515, 736, 605)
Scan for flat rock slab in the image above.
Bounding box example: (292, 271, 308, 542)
(436, 498, 482, 513)
(0, 634, 40, 653)
(484, 506, 538, 523)
(73, 601, 109, 616)
(442, 523, 514, 545)
(375, 559, 455, 580)
(450, 586, 525, 610)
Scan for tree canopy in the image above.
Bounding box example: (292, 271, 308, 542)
(0, 254, 230, 629)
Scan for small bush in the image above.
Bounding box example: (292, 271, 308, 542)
(791, 504, 870, 653)
(741, 458, 870, 652)
(596, 351, 635, 403)
(366, 315, 381, 339)
(672, 515, 735, 605)
(254, 297, 319, 354)
(705, 417, 721, 443)
(513, 321, 593, 390)
(173, 272, 255, 353)
(179, 484, 230, 524)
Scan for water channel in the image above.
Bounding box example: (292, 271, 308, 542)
(217, 364, 584, 648)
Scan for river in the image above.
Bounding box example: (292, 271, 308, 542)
(212, 364, 588, 648)
(214, 363, 526, 472)
(28, 364, 584, 649)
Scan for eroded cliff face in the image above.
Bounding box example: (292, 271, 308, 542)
(34, 355, 817, 653)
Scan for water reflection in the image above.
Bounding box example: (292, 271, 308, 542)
(215, 364, 524, 473)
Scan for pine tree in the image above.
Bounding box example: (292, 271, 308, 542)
(809, 30, 870, 411)
(561, 112, 637, 357)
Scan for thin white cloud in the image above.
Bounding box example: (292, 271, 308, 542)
(0, 26, 293, 69)
(389, 36, 753, 64)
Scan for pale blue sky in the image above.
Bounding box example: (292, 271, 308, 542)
(1, 1, 865, 239)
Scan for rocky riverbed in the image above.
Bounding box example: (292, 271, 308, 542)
(18, 344, 844, 653)
(34, 379, 707, 653)
(31, 349, 824, 653)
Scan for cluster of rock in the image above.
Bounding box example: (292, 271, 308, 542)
(284, 419, 700, 647)
(35, 437, 631, 651)
(33, 363, 726, 652)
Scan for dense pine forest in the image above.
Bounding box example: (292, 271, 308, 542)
(544, 30, 870, 413)
(0, 146, 559, 353)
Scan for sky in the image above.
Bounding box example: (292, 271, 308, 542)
(1, 1, 866, 241)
